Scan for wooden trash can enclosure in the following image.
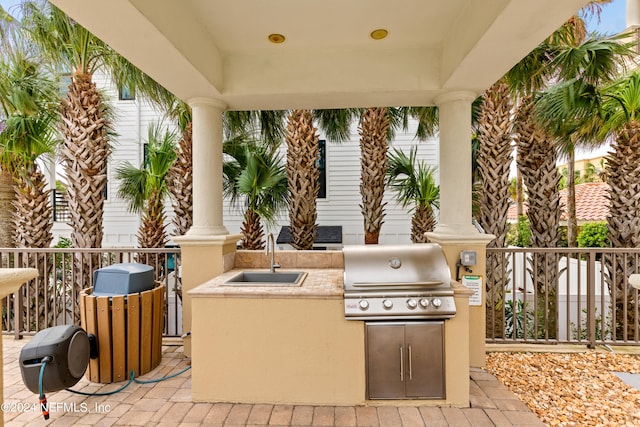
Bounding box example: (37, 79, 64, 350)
(79, 284, 165, 383)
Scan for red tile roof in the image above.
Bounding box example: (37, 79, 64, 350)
(507, 182, 609, 223)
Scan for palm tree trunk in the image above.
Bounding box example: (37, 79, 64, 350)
(240, 208, 264, 250)
(605, 121, 640, 339)
(137, 188, 168, 269)
(0, 169, 16, 250)
(516, 96, 561, 339)
(168, 122, 193, 236)
(59, 72, 109, 300)
(476, 81, 514, 338)
(566, 148, 578, 247)
(286, 110, 319, 250)
(13, 168, 53, 248)
(516, 169, 524, 218)
(411, 205, 435, 243)
(359, 107, 389, 245)
(13, 167, 54, 331)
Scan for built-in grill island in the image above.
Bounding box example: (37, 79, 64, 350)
(343, 243, 456, 400)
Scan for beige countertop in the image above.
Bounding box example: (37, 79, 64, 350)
(189, 266, 473, 300)
(189, 268, 344, 299)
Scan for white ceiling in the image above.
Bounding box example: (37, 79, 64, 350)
(50, 0, 588, 110)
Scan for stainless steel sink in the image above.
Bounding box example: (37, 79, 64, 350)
(223, 271, 307, 286)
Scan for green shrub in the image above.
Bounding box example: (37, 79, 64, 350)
(53, 237, 72, 248)
(577, 221, 609, 248)
(505, 216, 531, 247)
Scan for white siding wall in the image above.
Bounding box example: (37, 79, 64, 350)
(53, 74, 440, 247)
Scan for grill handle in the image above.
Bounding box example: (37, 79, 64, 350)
(399, 346, 404, 381)
(408, 345, 413, 380)
(351, 281, 444, 289)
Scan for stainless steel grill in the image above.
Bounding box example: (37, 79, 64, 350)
(342, 244, 456, 320)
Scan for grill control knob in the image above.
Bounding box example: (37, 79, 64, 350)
(358, 300, 369, 310)
(419, 298, 429, 308)
(432, 298, 442, 308)
(382, 299, 393, 310)
(406, 299, 417, 309)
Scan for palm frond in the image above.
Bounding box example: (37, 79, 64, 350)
(231, 141, 288, 225)
(116, 122, 177, 213)
(387, 146, 439, 212)
(553, 34, 636, 85)
(409, 106, 439, 140)
(224, 110, 287, 148)
(600, 70, 640, 134)
(116, 163, 147, 213)
(22, 0, 111, 76)
(313, 109, 357, 142)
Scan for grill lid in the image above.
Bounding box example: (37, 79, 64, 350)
(342, 243, 451, 291)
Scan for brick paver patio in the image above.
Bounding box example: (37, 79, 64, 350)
(2, 336, 544, 426)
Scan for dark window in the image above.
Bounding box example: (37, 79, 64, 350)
(52, 189, 71, 222)
(119, 84, 135, 101)
(143, 143, 149, 167)
(318, 139, 326, 199)
(103, 178, 108, 200)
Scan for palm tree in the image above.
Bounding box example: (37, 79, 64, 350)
(223, 138, 288, 249)
(23, 0, 113, 288)
(534, 33, 635, 246)
(358, 107, 390, 244)
(386, 146, 439, 243)
(285, 109, 319, 250)
(475, 80, 514, 337)
(116, 123, 177, 251)
(0, 3, 25, 250)
(494, 6, 617, 338)
(315, 107, 438, 245)
(0, 30, 58, 249)
(595, 71, 640, 338)
(165, 101, 193, 236)
(0, 45, 59, 330)
(107, 55, 197, 238)
(314, 107, 389, 245)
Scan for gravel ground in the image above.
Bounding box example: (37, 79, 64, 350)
(486, 351, 640, 426)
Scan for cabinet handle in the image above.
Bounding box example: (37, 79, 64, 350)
(399, 345, 404, 381)
(408, 345, 413, 380)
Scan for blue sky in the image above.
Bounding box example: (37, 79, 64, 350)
(0, 0, 630, 35)
(584, 0, 626, 34)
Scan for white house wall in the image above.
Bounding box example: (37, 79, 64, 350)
(52, 73, 440, 247)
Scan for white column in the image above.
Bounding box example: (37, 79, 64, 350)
(186, 97, 229, 236)
(628, 0, 640, 28)
(433, 91, 478, 236)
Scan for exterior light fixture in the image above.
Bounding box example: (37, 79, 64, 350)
(370, 29, 388, 40)
(268, 33, 286, 44)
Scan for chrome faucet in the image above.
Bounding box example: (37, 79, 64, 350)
(266, 233, 281, 273)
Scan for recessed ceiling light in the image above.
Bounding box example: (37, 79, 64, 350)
(370, 29, 388, 40)
(268, 33, 286, 44)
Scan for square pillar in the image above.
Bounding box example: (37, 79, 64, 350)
(172, 234, 241, 356)
(427, 232, 494, 367)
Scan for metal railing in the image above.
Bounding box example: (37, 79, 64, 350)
(6, 246, 640, 347)
(0, 247, 182, 338)
(486, 247, 640, 347)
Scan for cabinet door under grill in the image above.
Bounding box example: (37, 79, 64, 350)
(366, 324, 405, 399)
(404, 322, 444, 398)
(366, 322, 445, 399)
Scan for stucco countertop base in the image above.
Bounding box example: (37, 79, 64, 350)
(189, 258, 472, 406)
(189, 268, 344, 299)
